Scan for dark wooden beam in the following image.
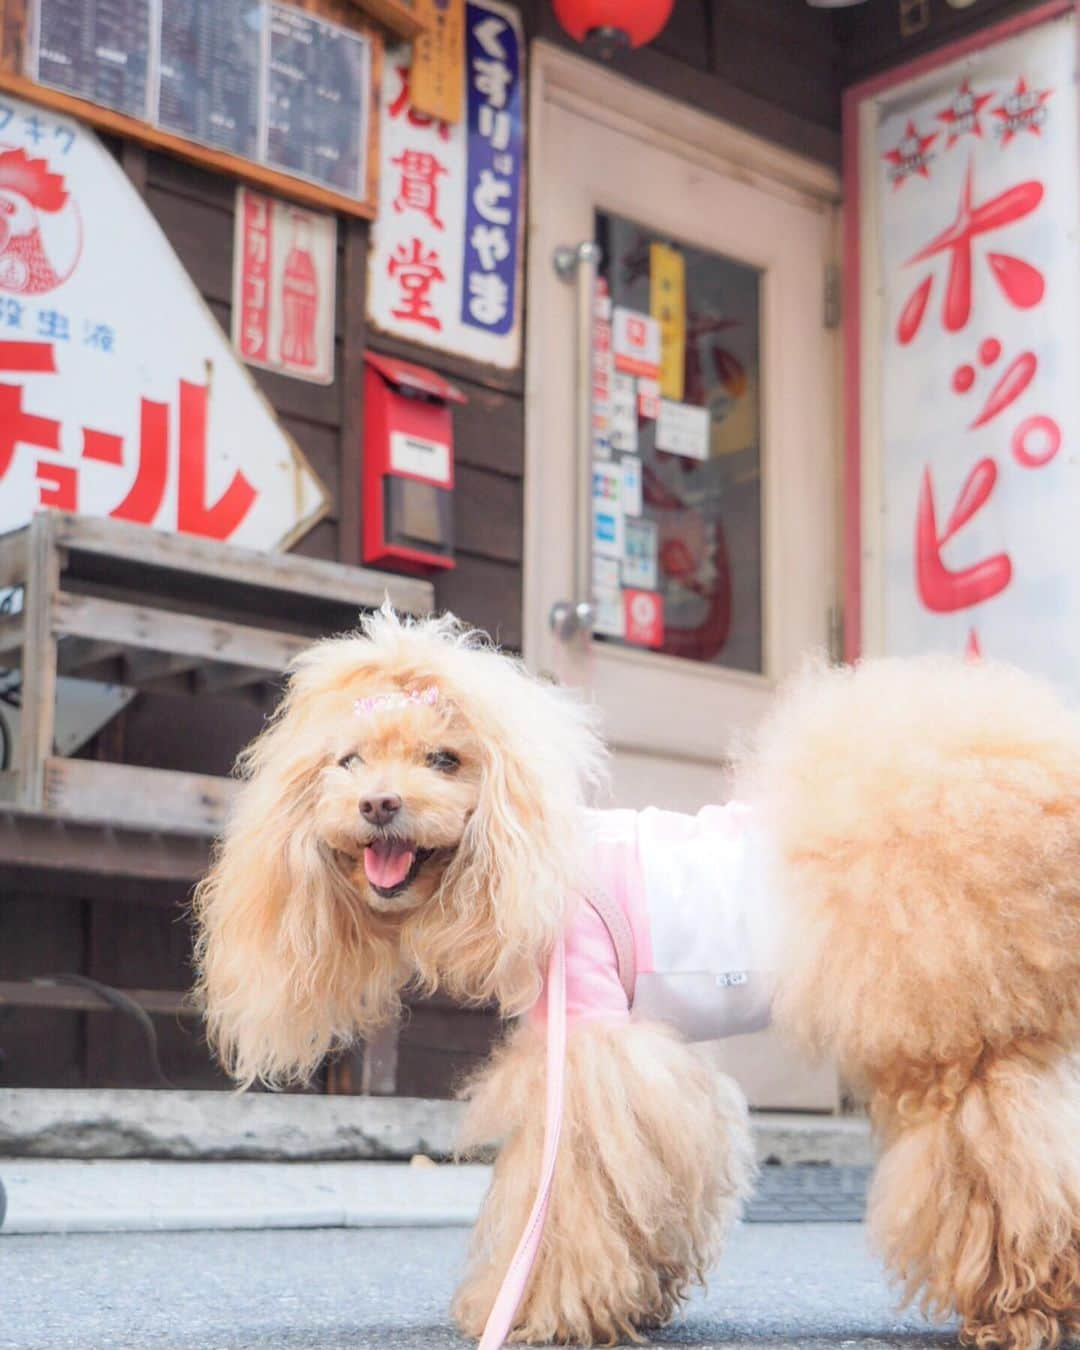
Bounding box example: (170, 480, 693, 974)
(0, 979, 195, 1017)
(0, 809, 211, 882)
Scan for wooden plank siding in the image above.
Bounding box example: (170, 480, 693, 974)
(522, 0, 842, 165)
(835, 0, 1054, 84)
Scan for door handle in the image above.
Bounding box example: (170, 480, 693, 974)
(549, 240, 602, 642)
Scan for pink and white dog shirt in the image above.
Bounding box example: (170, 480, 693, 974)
(534, 803, 777, 1040)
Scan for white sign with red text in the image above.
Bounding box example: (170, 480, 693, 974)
(367, 0, 524, 369)
(612, 307, 661, 380)
(233, 187, 337, 386)
(656, 398, 709, 460)
(0, 95, 329, 549)
(861, 10, 1080, 679)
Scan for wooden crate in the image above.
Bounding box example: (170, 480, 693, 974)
(0, 512, 433, 836)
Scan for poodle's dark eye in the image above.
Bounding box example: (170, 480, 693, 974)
(426, 749, 460, 774)
(337, 752, 363, 771)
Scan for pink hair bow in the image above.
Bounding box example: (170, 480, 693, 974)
(353, 686, 439, 716)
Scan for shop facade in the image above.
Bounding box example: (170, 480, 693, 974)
(0, 0, 1067, 1106)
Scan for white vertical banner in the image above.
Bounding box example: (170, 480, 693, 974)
(856, 6, 1080, 680)
(366, 0, 525, 369)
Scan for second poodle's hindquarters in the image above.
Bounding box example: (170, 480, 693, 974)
(745, 655, 1080, 1350)
(453, 1017, 755, 1346)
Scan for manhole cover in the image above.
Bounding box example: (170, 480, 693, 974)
(743, 1164, 871, 1222)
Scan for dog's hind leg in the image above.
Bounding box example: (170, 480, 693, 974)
(451, 1017, 754, 1345)
(870, 1047, 1080, 1349)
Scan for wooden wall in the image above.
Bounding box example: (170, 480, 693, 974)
(524, 0, 842, 163)
(836, 0, 1054, 85)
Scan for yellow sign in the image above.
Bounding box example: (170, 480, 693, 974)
(410, 0, 465, 125)
(649, 241, 686, 402)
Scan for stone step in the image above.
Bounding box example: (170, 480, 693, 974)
(0, 1088, 873, 1165)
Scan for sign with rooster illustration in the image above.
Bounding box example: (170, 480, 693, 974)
(0, 93, 329, 548)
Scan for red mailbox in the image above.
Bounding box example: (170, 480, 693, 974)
(362, 351, 466, 574)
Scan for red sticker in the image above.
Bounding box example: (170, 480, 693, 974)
(623, 589, 664, 647)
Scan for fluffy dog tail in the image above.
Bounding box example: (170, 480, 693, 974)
(747, 655, 1080, 1077)
(452, 1018, 754, 1346)
(745, 655, 1080, 1348)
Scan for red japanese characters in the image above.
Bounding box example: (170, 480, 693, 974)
(0, 339, 255, 539)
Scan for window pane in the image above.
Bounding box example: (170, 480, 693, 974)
(592, 210, 763, 673)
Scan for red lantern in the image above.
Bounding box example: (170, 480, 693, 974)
(552, 0, 675, 56)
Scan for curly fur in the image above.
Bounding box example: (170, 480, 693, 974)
(744, 655, 1080, 1349)
(452, 1018, 754, 1345)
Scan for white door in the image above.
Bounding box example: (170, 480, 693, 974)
(525, 46, 841, 1109)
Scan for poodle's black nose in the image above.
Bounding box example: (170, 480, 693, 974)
(361, 794, 402, 826)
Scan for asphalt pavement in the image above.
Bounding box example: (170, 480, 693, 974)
(2, 1222, 962, 1349)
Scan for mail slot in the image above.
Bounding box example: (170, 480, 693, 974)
(362, 351, 466, 573)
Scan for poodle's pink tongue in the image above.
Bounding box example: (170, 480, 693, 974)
(363, 838, 415, 888)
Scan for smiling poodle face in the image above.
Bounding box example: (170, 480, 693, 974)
(193, 608, 608, 1088)
(315, 685, 483, 913)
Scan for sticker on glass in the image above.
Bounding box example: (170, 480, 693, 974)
(613, 306, 661, 379)
(637, 376, 661, 420)
(623, 588, 664, 647)
(593, 555, 620, 590)
(657, 399, 710, 460)
(610, 372, 637, 454)
(622, 517, 657, 590)
(592, 586, 625, 638)
(592, 460, 624, 558)
(620, 455, 642, 516)
(592, 279, 614, 457)
(650, 241, 686, 402)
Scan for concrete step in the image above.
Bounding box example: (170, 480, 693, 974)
(0, 1088, 873, 1165)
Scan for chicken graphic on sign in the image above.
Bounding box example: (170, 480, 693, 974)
(0, 148, 81, 295)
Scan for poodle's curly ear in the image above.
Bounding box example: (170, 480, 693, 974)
(192, 683, 401, 1089)
(409, 661, 608, 1016)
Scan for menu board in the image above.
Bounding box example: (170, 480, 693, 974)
(33, 0, 153, 119)
(28, 0, 373, 200)
(158, 0, 262, 158)
(266, 5, 369, 197)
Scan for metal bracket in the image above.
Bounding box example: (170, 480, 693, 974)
(553, 240, 602, 281)
(548, 239, 604, 645)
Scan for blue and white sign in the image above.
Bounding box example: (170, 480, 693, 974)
(367, 0, 525, 369)
(593, 460, 624, 559)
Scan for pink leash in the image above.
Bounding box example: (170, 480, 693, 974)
(477, 934, 568, 1350)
